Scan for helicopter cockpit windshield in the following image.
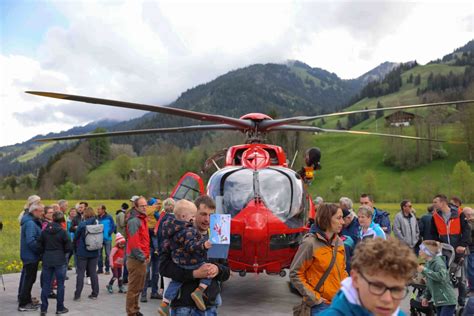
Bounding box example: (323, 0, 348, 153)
(208, 167, 305, 227)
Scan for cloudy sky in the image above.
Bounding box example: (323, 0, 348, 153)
(1, 0, 473, 147)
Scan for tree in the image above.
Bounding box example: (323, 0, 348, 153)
(4, 176, 18, 193)
(375, 101, 384, 119)
(330, 175, 344, 200)
(363, 170, 377, 199)
(114, 154, 133, 180)
(452, 160, 474, 201)
(88, 128, 111, 166)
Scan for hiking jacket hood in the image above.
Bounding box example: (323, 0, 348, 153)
(319, 277, 405, 316)
(37, 221, 72, 266)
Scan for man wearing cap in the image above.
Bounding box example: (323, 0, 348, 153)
(393, 200, 420, 251)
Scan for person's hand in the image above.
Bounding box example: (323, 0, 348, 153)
(206, 264, 219, 278)
(456, 246, 466, 254)
(417, 265, 424, 273)
(421, 298, 429, 307)
(204, 240, 212, 249)
(193, 264, 211, 279)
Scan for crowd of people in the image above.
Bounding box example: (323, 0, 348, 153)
(17, 194, 229, 316)
(290, 193, 474, 315)
(14, 192, 474, 316)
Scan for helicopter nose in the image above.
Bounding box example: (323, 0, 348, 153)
(244, 212, 267, 242)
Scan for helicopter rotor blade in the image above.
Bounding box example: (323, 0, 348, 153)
(35, 124, 240, 142)
(260, 99, 474, 130)
(25, 91, 253, 129)
(271, 125, 446, 142)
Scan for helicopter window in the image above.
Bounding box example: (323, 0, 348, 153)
(208, 167, 305, 227)
(173, 176, 202, 201)
(259, 168, 304, 226)
(264, 148, 279, 165)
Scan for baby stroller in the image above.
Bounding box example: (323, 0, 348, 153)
(409, 243, 456, 316)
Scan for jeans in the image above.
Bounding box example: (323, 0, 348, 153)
(17, 266, 25, 300)
(18, 261, 39, 307)
(98, 240, 112, 272)
(467, 253, 474, 291)
(171, 306, 218, 316)
(164, 263, 211, 302)
(142, 252, 160, 296)
(41, 265, 66, 312)
(436, 305, 456, 316)
(75, 256, 99, 298)
(311, 302, 330, 315)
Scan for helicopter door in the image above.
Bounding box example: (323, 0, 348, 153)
(170, 172, 205, 201)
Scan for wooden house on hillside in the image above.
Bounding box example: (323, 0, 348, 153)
(384, 111, 419, 127)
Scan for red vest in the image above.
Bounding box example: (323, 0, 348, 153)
(432, 210, 461, 236)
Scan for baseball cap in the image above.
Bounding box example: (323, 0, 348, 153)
(342, 208, 351, 218)
(130, 195, 140, 203)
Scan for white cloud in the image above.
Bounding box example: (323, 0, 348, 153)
(1, 0, 473, 146)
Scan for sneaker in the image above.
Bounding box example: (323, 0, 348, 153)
(140, 295, 147, 303)
(41, 312, 47, 316)
(73, 295, 80, 302)
(97, 270, 103, 274)
(88, 294, 98, 300)
(157, 304, 169, 316)
(56, 307, 69, 314)
(32, 297, 40, 305)
(86, 277, 91, 285)
(104, 271, 110, 275)
(119, 286, 127, 294)
(48, 292, 57, 299)
(18, 303, 39, 312)
(150, 292, 162, 299)
(106, 284, 113, 294)
(191, 288, 206, 311)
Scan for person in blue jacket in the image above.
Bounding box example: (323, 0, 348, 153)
(320, 238, 418, 316)
(97, 204, 115, 275)
(18, 203, 44, 312)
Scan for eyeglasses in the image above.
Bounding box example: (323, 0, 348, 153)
(358, 271, 409, 300)
(137, 204, 147, 208)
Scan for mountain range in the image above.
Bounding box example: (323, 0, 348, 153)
(1, 39, 472, 177)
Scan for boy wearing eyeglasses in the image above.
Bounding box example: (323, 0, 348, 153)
(418, 240, 457, 316)
(320, 238, 418, 316)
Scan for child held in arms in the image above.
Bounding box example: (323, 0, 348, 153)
(158, 200, 212, 316)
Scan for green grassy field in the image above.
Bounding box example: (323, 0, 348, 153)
(0, 200, 433, 274)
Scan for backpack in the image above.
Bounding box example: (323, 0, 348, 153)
(85, 220, 104, 251)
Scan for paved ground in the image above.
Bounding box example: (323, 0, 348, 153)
(0, 270, 411, 315)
